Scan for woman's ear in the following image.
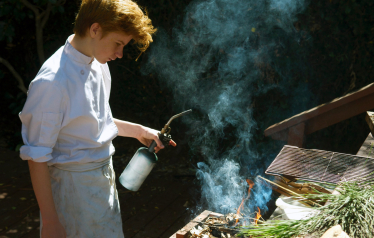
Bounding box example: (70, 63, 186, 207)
(89, 23, 101, 39)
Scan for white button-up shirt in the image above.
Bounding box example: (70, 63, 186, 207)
(19, 35, 118, 166)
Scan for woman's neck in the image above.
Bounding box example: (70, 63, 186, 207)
(70, 34, 93, 59)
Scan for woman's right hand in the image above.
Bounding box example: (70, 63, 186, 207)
(27, 161, 66, 238)
(41, 220, 67, 238)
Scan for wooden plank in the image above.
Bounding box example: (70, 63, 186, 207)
(356, 133, 374, 158)
(119, 176, 177, 224)
(132, 195, 189, 238)
(122, 179, 189, 238)
(208, 212, 224, 218)
(287, 123, 305, 147)
(175, 221, 198, 238)
(265, 82, 374, 141)
(192, 210, 212, 223)
(169, 211, 223, 238)
(172, 210, 212, 238)
(162, 211, 188, 238)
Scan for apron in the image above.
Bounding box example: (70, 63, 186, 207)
(40, 158, 124, 238)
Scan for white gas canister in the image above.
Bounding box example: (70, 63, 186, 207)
(119, 147, 157, 191)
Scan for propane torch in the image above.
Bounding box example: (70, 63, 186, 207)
(119, 109, 192, 191)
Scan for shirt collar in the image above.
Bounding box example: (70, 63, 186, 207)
(64, 34, 94, 65)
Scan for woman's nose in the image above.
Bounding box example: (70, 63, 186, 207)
(115, 50, 123, 59)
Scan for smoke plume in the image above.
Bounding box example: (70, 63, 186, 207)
(142, 0, 312, 217)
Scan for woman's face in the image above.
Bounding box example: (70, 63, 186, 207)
(91, 26, 133, 64)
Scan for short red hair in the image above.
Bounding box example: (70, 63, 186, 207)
(74, 0, 156, 52)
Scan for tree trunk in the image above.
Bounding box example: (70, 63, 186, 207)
(0, 57, 28, 94)
(36, 20, 45, 64)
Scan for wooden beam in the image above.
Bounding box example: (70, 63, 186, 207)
(171, 211, 224, 237)
(265, 83, 374, 140)
(270, 129, 288, 141)
(305, 93, 374, 135)
(174, 210, 212, 238)
(287, 123, 305, 147)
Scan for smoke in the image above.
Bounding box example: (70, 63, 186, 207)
(142, 0, 312, 216)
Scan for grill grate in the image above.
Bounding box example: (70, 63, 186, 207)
(265, 145, 374, 184)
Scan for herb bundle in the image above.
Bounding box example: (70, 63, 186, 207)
(239, 180, 374, 238)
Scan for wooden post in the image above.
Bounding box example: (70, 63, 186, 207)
(287, 123, 305, 147)
(365, 111, 374, 136)
(356, 111, 374, 158)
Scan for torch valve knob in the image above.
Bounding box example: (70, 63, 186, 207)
(160, 133, 174, 148)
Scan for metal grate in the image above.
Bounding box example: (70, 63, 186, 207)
(265, 145, 374, 184)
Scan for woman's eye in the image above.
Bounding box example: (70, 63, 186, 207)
(116, 42, 121, 46)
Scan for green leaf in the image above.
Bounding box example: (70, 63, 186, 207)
(15, 143, 23, 152)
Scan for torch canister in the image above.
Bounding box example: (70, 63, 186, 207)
(119, 147, 157, 191)
(119, 109, 192, 191)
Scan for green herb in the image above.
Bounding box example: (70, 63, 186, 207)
(238, 180, 374, 238)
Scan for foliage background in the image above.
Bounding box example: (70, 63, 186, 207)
(0, 0, 374, 171)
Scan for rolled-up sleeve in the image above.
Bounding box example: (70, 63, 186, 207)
(19, 79, 64, 162)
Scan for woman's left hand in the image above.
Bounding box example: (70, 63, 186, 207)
(112, 119, 176, 153)
(138, 126, 165, 153)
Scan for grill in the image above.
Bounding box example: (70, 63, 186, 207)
(265, 145, 374, 184)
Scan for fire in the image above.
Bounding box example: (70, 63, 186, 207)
(246, 179, 255, 193)
(255, 207, 261, 225)
(235, 179, 254, 226)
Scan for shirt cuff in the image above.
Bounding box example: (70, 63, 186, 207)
(19, 145, 53, 162)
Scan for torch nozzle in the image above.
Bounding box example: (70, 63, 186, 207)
(161, 109, 192, 134)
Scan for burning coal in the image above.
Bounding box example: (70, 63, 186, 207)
(142, 0, 313, 220)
